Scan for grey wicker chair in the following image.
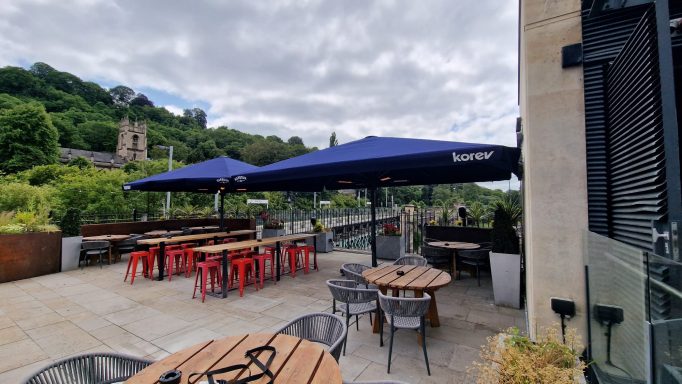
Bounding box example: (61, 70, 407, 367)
(421, 245, 453, 275)
(80, 241, 110, 269)
(341, 263, 376, 288)
(378, 291, 432, 375)
(393, 256, 428, 266)
(457, 249, 490, 286)
(23, 352, 153, 384)
(326, 279, 380, 354)
(275, 312, 347, 362)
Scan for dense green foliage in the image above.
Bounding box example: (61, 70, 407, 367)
(0, 102, 59, 172)
(491, 196, 521, 254)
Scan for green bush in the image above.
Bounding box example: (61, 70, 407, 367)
(59, 207, 81, 237)
(0, 182, 55, 212)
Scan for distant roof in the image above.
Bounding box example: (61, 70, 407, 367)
(59, 147, 125, 167)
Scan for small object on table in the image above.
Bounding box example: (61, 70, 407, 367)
(159, 369, 181, 384)
(396, 270, 405, 276)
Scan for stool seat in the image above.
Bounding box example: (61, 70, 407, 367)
(193, 260, 222, 302)
(124, 251, 149, 285)
(230, 257, 256, 297)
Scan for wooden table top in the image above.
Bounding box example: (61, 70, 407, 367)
(188, 225, 219, 230)
(137, 230, 256, 246)
(193, 233, 316, 254)
(125, 333, 341, 384)
(427, 241, 481, 250)
(82, 234, 130, 242)
(362, 264, 452, 290)
(144, 230, 184, 237)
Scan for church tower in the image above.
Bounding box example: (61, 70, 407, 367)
(116, 116, 147, 161)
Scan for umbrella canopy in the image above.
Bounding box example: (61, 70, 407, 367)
(231, 136, 521, 192)
(123, 156, 259, 193)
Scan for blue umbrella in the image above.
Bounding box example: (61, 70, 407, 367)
(231, 136, 520, 266)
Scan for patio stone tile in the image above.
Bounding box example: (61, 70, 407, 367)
(208, 318, 266, 337)
(15, 312, 65, 331)
(339, 353, 372, 381)
(261, 302, 309, 321)
(122, 314, 190, 341)
(0, 325, 27, 346)
(466, 309, 515, 331)
(226, 295, 281, 312)
(351, 342, 397, 365)
(152, 326, 222, 353)
(86, 296, 139, 316)
(54, 283, 97, 297)
(69, 313, 112, 331)
(90, 324, 131, 341)
(448, 344, 481, 372)
(25, 320, 81, 340)
(104, 306, 163, 326)
(32, 325, 102, 359)
(146, 349, 171, 361)
(0, 316, 14, 330)
(0, 339, 49, 373)
(0, 358, 53, 382)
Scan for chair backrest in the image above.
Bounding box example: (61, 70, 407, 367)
(326, 279, 378, 304)
(81, 241, 109, 251)
(275, 312, 347, 361)
(421, 246, 451, 262)
(457, 249, 490, 263)
(378, 291, 431, 318)
(23, 352, 152, 384)
(393, 256, 428, 266)
(341, 263, 372, 285)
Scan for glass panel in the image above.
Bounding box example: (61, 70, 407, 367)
(648, 252, 682, 384)
(585, 231, 649, 383)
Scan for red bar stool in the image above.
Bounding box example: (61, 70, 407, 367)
(295, 245, 313, 274)
(124, 251, 149, 285)
(165, 248, 185, 281)
(181, 243, 197, 277)
(192, 260, 222, 302)
(230, 257, 256, 297)
(284, 245, 302, 277)
(147, 247, 160, 279)
(252, 253, 275, 288)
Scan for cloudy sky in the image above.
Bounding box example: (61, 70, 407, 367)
(0, 0, 519, 189)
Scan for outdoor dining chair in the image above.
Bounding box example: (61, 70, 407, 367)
(116, 235, 145, 257)
(457, 249, 490, 286)
(80, 241, 110, 269)
(326, 279, 379, 355)
(341, 263, 376, 288)
(421, 245, 453, 275)
(275, 312, 347, 362)
(378, 291, 432, 375)
(22, 352, 152, 384)
(393, 256, 428, 266)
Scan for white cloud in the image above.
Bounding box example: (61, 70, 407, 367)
(0, 0, 520, 188)
(163, 105, 183, 116)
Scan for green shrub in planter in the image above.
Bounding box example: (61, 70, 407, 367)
(491, 198, 521, 254)
(59, 207, 81, 237)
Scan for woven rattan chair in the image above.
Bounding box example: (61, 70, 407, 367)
(378, 291, 432, 375)
(275, 312, 347, 362)
(422, 245, 453, 275)
(80, 241, 110, 269)
(327, 279, 379, 354)
(23, 352, 153, 384)
(393, 256, 428, 266)
(341, 263, 376, 288)
(457, 249, 490, 286)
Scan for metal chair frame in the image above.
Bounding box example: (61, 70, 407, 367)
(275, 312, 347, 362)
(22, 352, 152, 384)
(327, 279, 380, 355)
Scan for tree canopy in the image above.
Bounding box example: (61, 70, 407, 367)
(0, 102, 59, 172)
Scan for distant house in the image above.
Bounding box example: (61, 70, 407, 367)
(59, 117, 148, 169)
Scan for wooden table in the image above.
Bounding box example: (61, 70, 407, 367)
(188, 225, 219, 231)
(144, 230, 184, 237)
(137, 230, 256, 281)
(427, 241, 480, 276)
(125, 333, 341, 384)
(82, 234, 131, 264)
(193, 234, 318, 298)
(363, 265, 452, 332)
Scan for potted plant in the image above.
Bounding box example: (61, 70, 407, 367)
(469, 326, 586, 383)
(376, 223, 405, 260)
(260, 212, 285, 238)
(489, 196, 522, 308)
(60, 207, 83, 271)
(306, 219, 334, 253)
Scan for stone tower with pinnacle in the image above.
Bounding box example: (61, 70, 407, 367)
(116, 116, 148, 161)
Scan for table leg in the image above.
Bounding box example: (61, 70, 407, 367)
(372, 286, 388, 334)
(313, 236, 318, 270)
(275, 242, 281, 282)
(423, 290, 440, 327)
(452, 250, 458, 278)
(157, 242, 165, 281)
(221, 249, 228, 298)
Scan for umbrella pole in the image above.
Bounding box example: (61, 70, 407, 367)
(220, 192, 225, 231)
(370, 188, 378, 267)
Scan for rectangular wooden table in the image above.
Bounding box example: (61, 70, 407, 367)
(82, 234, 131, 264)
(137, 230, 256, 281)
(193, 233, 317, 298)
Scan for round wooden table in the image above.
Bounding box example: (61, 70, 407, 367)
(427, 241, 480, 276)
(124, 333, 342, 384)
(363, 265, 452, 332)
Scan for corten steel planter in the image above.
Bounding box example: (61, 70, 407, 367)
(306, 231, 334, 253)
(0, 231, 62, 283)
(376, 234, 405, 260)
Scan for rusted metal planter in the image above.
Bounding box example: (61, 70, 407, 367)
(0, 231, 62, 283)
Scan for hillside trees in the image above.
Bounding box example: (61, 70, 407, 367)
(0, 103, 59, 172)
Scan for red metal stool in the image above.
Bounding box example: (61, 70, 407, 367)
(230, 257, 256, 297)
(165, 248, 185, 281)
(295, 245, 313, 274)
(284, 245, 303, 277)
(252, 253, 275, 288)
(147, 247, 160, 279)
(192, 260, 222, 302)
(124, 251, 149, 285)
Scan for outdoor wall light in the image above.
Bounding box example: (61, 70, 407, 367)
(551, 297, 575, 343)
(594, 304, 625, 367)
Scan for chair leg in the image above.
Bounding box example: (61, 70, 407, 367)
(378, 308, 384, 347)
(387, 325, 395, 374)
(421, 318, 431, 375)
(356, 315, 359, 331)
(343, 314, 350, 356)
(476, 264, 481, 287)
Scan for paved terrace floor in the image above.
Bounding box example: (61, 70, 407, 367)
(0, 250, 525, 383)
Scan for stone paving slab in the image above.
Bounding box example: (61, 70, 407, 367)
(0, 250, 525, 383)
